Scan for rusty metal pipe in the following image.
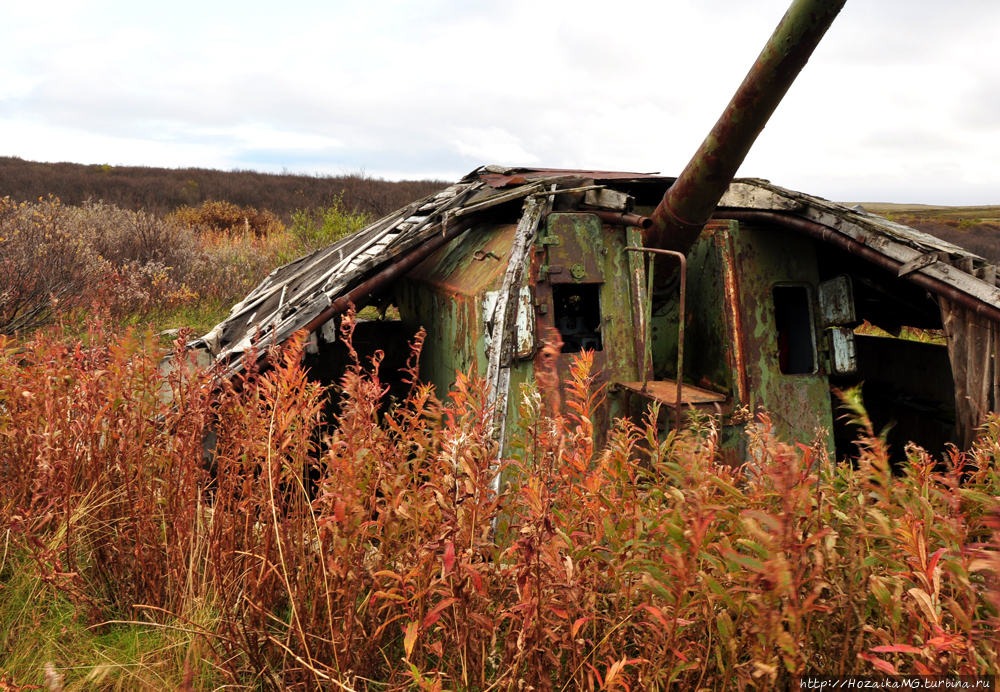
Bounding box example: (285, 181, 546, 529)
(300, 217, 478, 336)
(592, 211, 653, 230)
(627, 247, 687, 428)
(646, 0, 847, 258)
(713, 210, 1000, 324)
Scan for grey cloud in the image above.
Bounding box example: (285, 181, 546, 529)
(957, 76, 1000, 131)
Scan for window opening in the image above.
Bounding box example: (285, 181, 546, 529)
(552, 284, 603, 353)
(773, 285, 816, 374)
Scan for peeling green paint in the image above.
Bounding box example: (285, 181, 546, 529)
(729, 222, 834, 449)
(396, 214, 645, 451)
(395, 213, 835, 462)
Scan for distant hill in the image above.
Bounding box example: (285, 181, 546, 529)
(0, 156, 450, 220)
(850, 203, 1000, 265)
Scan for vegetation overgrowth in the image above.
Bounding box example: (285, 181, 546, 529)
(2, 319, 999, 690)
(0, 196, 370, 337)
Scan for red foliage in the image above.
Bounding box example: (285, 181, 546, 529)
(2, 323, 1000, 689)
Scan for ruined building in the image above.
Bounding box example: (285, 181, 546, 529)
(189, 0, 1000, 466)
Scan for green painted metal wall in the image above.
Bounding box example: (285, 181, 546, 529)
(395, 213, 644, 452)
(397, 214, 834, 461)
(651, 220, 835, 455)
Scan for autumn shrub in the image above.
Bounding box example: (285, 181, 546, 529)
(171, 200, 285, 237)
(0, 196, 299, 333)
(2, 320, 1000, 690)
(0, 196, 94, 334)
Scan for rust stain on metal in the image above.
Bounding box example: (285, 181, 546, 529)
(616, 379, 724, 405)
(727, 219, 834, 444)
(715, 210, 1000, 324)
(545, 213, 605, 283)
(716, 224, 750, 407)
(479, 168, 663, 189)
(407, 223, 518, 297)
(526, 212, 644, 437)
(590, 211, 653, 229)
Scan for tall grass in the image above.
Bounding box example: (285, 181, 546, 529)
(1, 320, 999, 690)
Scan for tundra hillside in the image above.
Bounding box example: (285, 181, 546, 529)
(0, 165, 446, 336)
(859, 203, 1000, 266)
(1, 322, 999, 690)
(0, 157, 447, 220)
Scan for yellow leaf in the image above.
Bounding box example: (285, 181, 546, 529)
(907, 587, 939, 626)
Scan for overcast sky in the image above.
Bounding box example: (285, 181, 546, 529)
(2, 0, 998, 205)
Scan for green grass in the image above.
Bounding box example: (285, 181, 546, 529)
(0, 544, 221, 691)
(140, 302, 233, 337)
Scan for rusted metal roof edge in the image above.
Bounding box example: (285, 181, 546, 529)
(720, 179, 1000, 316)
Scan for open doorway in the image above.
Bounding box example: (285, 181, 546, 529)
(817, 247, 958, 464)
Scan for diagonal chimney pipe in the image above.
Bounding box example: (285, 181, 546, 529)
(644, 0, 847, 262)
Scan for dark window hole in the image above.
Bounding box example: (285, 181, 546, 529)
(552, 284, 603, 353)
(774, 285, 815, 374)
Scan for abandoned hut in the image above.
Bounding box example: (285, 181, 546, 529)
(189, 0, 1000, 466)
(190, 167, 1000, 466)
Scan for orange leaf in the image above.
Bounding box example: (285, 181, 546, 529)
(571, 617, 591, 638)
(466, 566, 484, 594)
(927, 547, 946, 576)
(640, 604, 669, 630)
(605, 657, 625, 689)
(403, 621, 418, 659)
(859, 652, 898, 676)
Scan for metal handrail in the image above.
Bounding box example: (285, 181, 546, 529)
(625, 247, 687, 428)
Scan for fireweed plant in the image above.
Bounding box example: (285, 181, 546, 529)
(1, 317, 999, 691)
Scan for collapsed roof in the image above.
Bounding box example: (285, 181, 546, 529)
(195, 165, 1000, 379)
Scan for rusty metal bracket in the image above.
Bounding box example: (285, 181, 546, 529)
(625, 246, 688, 428)
(473, 250, 502, 262)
